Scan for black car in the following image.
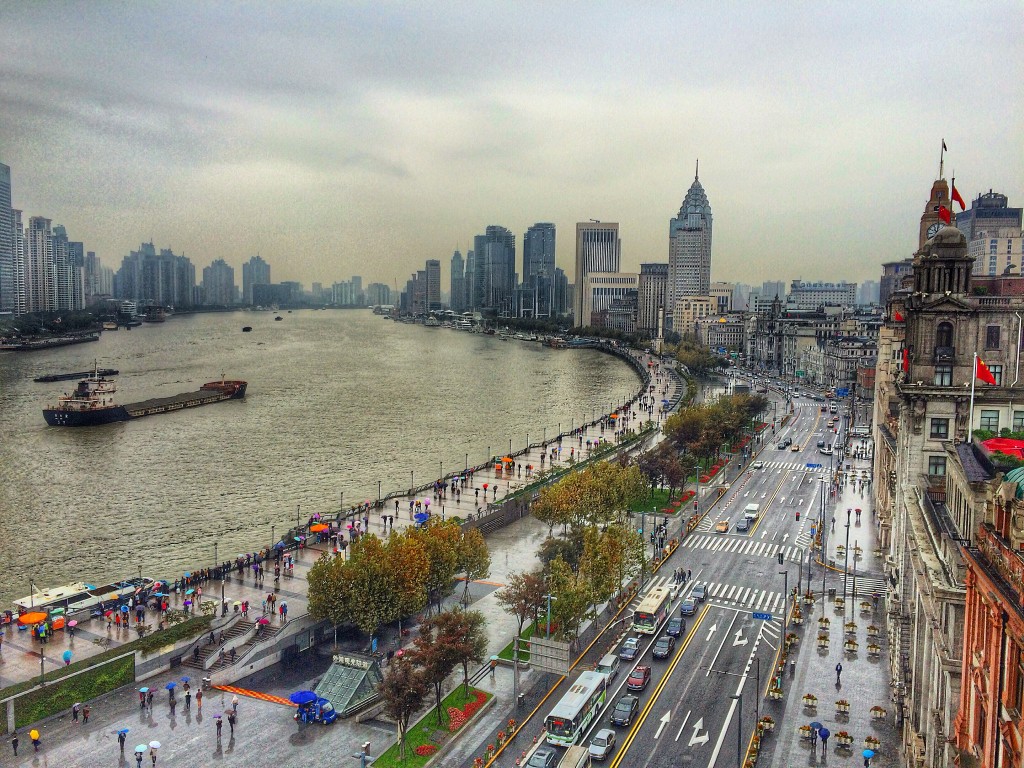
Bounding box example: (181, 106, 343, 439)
(526, 747, 558, 768)
(611, 694, 640, 727)
(652, 635, 676, 659)
(666, 617, 685, 637)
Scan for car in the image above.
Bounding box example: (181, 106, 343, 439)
(714, 520, 730, 533)
(816, 439, 826, 448)
(777, 442, 787, 450)
(589, 729, 617, 761)
(626, 665, 651, 691)
(752, 460, 764, 469)
(735, 518, 750, 532)
(652, 635, 676, 659)
(785, 437, 793, 446)
(666, 616, 685, 637)
(791, 444, 800, 451)
(691, 583, 707, 601)
(820, 446, 833, 455)
(611, 694, 640, 727)
(680, 598, 697, 616)
(618, 637, 641, 661)
(526, 747, 558, 768)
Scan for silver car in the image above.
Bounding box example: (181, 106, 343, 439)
(590, 728, 616, 761)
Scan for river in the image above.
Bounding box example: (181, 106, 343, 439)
(0, 311, 641, 606)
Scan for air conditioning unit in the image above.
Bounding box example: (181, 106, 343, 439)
(914, 734, 926, 765)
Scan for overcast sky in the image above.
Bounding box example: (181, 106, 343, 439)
(1, 2, 1021, 291)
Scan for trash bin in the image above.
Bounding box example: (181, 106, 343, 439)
(517, 693, 525, 708)
(828, 588, 836, 599)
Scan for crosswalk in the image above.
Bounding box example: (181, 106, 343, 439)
(682, 533, 808, 564)
(636, 575, 785, 614)
(755, 460, 832, 473)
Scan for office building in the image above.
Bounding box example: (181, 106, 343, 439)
(113, 242, 195, 309)
(637, 263, 668, 337)
(667, 166, 713, 326)
(202, 259, 236, 305)
(574, 222, 620, 324)
(0, 162, 13, 312)
(956, 191, 1023, 277)
(242, 256, 271, 305)
(581, 272, 638, 327)
(523, 222, 556, 317)
(709, 282, 733, 313)
(425, 259, 441, 310)
(365, 282, 391, 307)
(450, 250, 465, 312)
(472, 226, 516, 313)
(786, 280, 857, 310)
(880, 259, 913, 307)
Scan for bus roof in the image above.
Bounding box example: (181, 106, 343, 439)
(547, 671, 606, 720)
(636, 585, 671, 614)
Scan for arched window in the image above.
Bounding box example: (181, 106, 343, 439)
(936, 322, 953, 348)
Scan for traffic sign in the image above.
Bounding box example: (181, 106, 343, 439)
(806, 463, 822, 469)
(836, 387, 849, 397)
(752, 612, 773, 621)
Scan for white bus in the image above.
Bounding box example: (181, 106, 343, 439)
(545, 671, 608, 746)
(633, 585, 671, 634)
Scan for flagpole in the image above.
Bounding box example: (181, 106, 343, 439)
(968, 352, 976, 444)
(939, 139, 945, 179)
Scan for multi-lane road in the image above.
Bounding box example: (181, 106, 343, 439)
(515, 386, 864, 768)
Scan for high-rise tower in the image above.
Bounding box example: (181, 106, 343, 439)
(524, 223, 556, 317)
(0, 162, 13, 312)
(450, 249, 465, 312)
(574, 222, 620, 324)
(667, 163, 713, 327)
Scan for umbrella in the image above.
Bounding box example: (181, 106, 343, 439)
(289, 690, 317, 705)
(103, 609, 114, 617)
(17, 611, 48, 626)
(819, 727, 830, 740)
(62, 651, 72, 663)
(68, 619, 78, 627)
(149, 740, 161, 749)
(294, 536, 305, 542)
(183, 572, 191, 577)
(185, 588, 195, 595)
(274, 541, 286, 549)
(810, 721, 822, 731)
(310, 524, 328, 533)
(257, 617, 270, 625)
(232, 601, 241, 607)
(29, 730, 39, 740)
(165, 682, 176, 690)
(180, 676, 190, 683)
(212, 713, 222, 718)
(106, 592, 119, 600)
(117, 728, 129, 735)
(863, 749, 875, 759)
(138, 687, 149, 693)
(183, 600, 192, 607)
(423, 499, 430, 506)
(135, 745, 147, 753)
(120, 605, 129, 613)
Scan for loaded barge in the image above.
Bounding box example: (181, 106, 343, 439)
(43, 369, 247, 427)
(34, 368, 119, 383)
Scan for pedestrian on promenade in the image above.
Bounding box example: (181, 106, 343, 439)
(146, 690, 154, 710)
(135, 750, 143, 768)
(687, 569, 691, 580)
(821, 730, 829, 753)
(73, 702, 80, 722)
(82, 704, 90, 723)
(835, 662, 843, 685)
(150, 746, 157, 766)
(232, 694, 239, 714)
(10, 731, 17, 756)
(185, 688, 191, 710)
(228, 711, 236, 735)
(170, 696, 176, 715)
(31, 732, 41, 752)
(118, 730, 126, 752)
(216, 717, 222, 740)
(196, 688, 203, 712)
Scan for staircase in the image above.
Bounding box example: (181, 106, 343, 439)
(181, 619, 255, 672)
(222, 622, 285, 670)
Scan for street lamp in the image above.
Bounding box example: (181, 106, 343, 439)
(843, 508, 852, 612)
(779, 570, 788, 628)
(410, 470, 414, 492)
(729, 693, 743, 768)
(377, 480, 382, 504)
(544, 593, 557, 638)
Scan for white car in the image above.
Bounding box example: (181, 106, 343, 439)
(752, 460, 764, 469)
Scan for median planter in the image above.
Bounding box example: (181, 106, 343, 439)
(758, 715, 775, 732)
(844, 621, 858, 635)
(818, 617, 830, 629)
(767, 687, 783, 700)
(802, 693, 818, 708)
(835, 699, 850, 715)
(835, 731, 853, 747)
(871, 706, 887, 720)
(867, 624, 880, 637)
(818, 634, 830, 648)
(867, 643, 882, 657)
(865, 736, 881, 750)
(860, 600, 872, 613)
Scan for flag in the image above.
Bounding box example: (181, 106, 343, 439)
(952, 184, 966, 211)
(893, 310, 904, 322)
(902, 347, 909, 372)
(938, 205, 951, 224)
(976, 357, 997, 386)
(942, 139, 947, 151)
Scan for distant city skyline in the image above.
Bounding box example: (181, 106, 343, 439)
(1, 4, 1021, 289)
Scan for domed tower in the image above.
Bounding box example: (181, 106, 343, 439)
(913, 225, 975, 296)
(667, 161, 713, 329)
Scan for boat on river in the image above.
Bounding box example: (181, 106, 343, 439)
(13, 576, 156, 614)
(34, 368, 119, 383)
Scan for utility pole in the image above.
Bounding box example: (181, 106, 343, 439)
(729, 693, 743, 768)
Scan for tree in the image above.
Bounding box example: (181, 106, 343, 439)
(495, 569, 546, 641)
(306, 551, 351, 649)
(410, 520, 463, 615)
(410, 619, 459, 726)
(547, 557, 592, 643)
(379, 654, 427, 761)
(457, 528, 491, 604)
(434, 608, 488, 697)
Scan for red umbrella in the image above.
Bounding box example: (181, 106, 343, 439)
(258, 617, 271, 625)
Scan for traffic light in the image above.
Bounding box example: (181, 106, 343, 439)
(777, 552, 784, 565)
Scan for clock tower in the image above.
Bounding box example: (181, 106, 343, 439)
(919, 178, 953, 250)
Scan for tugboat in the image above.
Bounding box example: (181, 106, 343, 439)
(242, 326, 253, 332)
(43, 367, 247, 427)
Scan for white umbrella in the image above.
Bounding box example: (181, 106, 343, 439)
(149, 740, 161, 749)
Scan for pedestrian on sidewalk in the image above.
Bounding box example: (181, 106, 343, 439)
(185, 688, 191, 710)
(10, 731, 17, 756)
(835, 662, 843, 685)
(232, 694, 239, 714)
(228, 711, 236, 735)
(82, 704, 90, 723)
(170, 696, 176, 715)
(135, 751, 143, 768)
(146, 690, 154, 711)
(821, 730, 829, 753)
(150, 746, 157, 766)
(216, 717, 222, 740)
(196, 688, 202, 712)
(118, 731, 126, 752)
(72, 702, 80, 722)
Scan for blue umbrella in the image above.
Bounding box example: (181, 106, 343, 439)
(288, 690, 317, 705)
(165, 682, 176, 690)
(810, 721, 822, 731)
(62, 650, 72, 663)
(120, 605, 129, 613)
(135, 745, 147, 753)
(863, 749, 875, 759)
(185, 588, 195, 595)
(180, 676, 190, 683)
(275, 541, 286, 549)
(138, 687, 149, 693)
(183, 572, 191, 578)
(117, 728, 129, 735)
(819, 727, 830, 740)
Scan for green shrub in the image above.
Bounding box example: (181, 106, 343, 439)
(14, 655, 135, 729)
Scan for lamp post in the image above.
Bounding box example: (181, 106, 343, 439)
(640, 511, 647, 590)
(779, 570, 789, 628)
(439, 460, 443, 481)
(843, 508, 852, 611)
(271, 525, 275, 552)
(465, 453, 468, 471)
(296, 504, 300, 531)
(410, 470, 414, 492)
(377, 480, 382, 505)
(544, 593, 557, 638)
(729, 693, 743, 768)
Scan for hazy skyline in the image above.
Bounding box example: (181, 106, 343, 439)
(1, 2, 1021, 290)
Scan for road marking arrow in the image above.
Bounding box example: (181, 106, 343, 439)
(733, 628, 748, 646)
(782, 533, 789, 542)
(655, 710, 671, 739)
(688, 717, 710, 747)
(706, 623, 717, 641)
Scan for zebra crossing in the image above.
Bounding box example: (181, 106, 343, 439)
(756, 460, 829, 473)
(682, 533, 807, 563)
(635, 575, 786, 614)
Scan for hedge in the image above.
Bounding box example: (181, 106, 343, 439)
(13, 654, 135, 729)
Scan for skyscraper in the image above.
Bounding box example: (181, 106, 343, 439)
(242, 255, 271, 305)
(450, 250, 465, 312)
(955, 191, 1023, 277)
(202, 259, 236, 305)
(0, 162, 13, 312)
(25, 216, 54, 312)
(574, 222, 620, 324)
(425, 259, 441, 310)
(524, 223, 556, 316)
(637, 263, 668, 337)
(667, 165, 713, 327)
(472, 226, 516, 314)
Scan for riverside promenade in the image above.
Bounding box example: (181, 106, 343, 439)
(1, 350, 685, 765)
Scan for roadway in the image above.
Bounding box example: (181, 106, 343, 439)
(512, 387, 857, 768)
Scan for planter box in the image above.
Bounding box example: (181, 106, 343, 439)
(836, 736, 853, 747)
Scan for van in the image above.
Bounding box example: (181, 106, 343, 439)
(596, 654, 620, 681)
(850, 426, 870, 437)
(829, 403, 838, 414)
(558, 744, 592, 768)
(743, 503, 760, 520)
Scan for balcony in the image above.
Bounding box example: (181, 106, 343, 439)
(934, 346, 954, 363)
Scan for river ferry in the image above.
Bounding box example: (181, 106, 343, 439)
(14, 576, 156, 614)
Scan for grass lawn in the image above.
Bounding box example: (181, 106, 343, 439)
(373, 686, 493, 768)
(629, 487, 693, 513)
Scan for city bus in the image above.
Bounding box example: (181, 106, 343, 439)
(632, 585, 671, 634)
(544, 671, 608, 746)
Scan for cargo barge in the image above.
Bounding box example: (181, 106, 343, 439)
(34, 368, 119, 383)
(0, 333, 100, 351)
(43, 369, 247, 427)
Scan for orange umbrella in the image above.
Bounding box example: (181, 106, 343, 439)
(18, 611, 48, 626)
(309, 524, 328, 533)
(502, 456, 514, 463)
(609, 414, 619, 419)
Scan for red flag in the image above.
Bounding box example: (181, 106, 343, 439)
(938, 205, 951, 224)
(951, 184, 966, 211)
(893, 310, 904, 322)
(976, 357, 997, 386)
(902, 348, 909, 372)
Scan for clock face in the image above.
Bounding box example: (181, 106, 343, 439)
(927, 222, 942, 239)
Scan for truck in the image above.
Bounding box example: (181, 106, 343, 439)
(559, 744, 592, 768)
(743, 503, 760, 521)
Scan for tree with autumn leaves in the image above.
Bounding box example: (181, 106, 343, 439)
(531, 460, 648, 533)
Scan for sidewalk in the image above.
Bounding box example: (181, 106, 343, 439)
(761, 438, 899, 768)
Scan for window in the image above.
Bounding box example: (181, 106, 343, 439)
(928, 456, 947, 476)
(989, 364, 1003, 385)
(980, 409, 1000, 432)
(986, 325, 1001, 349)
(936, 322, 953, 347)
(930, 418, 949, 439)
(934, 365, 953, 386)
(1014, 411, 1024, 431)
